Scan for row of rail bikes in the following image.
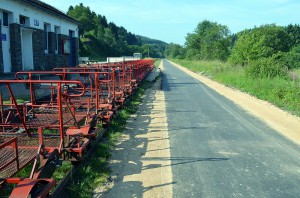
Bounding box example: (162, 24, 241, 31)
(0, 59, 154, 197)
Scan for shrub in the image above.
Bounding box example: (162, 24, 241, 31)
(279, 46, 300, 69)
(246, 56, 288, 78)
(229, 25, 292, 66)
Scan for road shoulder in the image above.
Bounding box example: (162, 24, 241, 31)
(94, 61, 172, 197)
(169, 60, 300, 146)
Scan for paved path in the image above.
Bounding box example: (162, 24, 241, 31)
(162, 59, 300, 197)
(95, 61, 172, 197)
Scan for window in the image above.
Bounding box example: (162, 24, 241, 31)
(54, 26, 60, 54)
(3, 12, 8, 26)
(69, 30, 75, 38)
(44, 23, 50, 53)
(19, 16, 25, 25)
(19, 15, 29, 26)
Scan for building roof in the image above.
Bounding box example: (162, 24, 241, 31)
(20, 0, 79, 24)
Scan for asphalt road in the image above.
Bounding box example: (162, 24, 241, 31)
(162, 59, 300, 198)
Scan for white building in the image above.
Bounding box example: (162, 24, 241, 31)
(133, 53, 142, 60)
(0, 0, 79, 73)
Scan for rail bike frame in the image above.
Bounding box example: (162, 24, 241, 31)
(0, 59, 155, 197)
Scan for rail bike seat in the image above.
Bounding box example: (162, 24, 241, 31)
(66, 124, 95, 137)
(9, 178, 56, 198)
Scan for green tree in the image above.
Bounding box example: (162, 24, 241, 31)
(68, 5, 96, 36)
(229, 25, 292, 66)
(67, 3, 166, 59)
(285, 24, 300, 47)
(277, 46, 300, 69)
(185, 20, 230, 61)
(164, 43, 185, 59)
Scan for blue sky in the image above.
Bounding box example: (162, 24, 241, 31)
(42, 0, 300, 45)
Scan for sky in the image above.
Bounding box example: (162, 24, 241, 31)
(42, 0, 300, 45)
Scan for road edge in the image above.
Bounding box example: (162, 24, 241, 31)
(168, 59, 300, 146)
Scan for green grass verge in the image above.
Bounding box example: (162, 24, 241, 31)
(171, 59, 300, 117)
(3, 98, 27, 105)
(64, 81, 151, 198)
(154, 58, 161, 68)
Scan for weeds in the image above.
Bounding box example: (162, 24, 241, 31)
(64, 80, 150, 197)
(171, 59, 300, 116)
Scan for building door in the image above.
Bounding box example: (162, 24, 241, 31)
(1, 11, 12, 73)
(21, 28, 33, 70)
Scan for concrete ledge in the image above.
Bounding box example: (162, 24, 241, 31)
(145, 67, 160, 81)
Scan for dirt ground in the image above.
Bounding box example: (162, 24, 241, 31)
(94, 61, 172, 197)
(170, 60, 300, 146)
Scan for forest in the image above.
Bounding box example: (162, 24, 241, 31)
(67, 3, 167, 59)
(166, 20, 300, 78)
(169, 20, 300, 117)
(68, 3, 300, 79)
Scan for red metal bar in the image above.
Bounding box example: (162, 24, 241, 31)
(0, 91, 5, 133)
(8, 178, 56, 198)
(38, 127, 44, 146)
(28, 73, 35, 105)
(95, 73, 99, 111)
(112, 69, 115, 100)
(6, 83, 30, 136)
(57, 83, 64, 142)
(29, 144, 41, 179)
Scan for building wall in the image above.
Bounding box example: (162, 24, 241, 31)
(0, 0, 79, 37)
(9, 23, 22, 72)
(32, 29, 44, 70)
(59, 34, 72, 66)
(0, 0, 79, 73)
(74, 37, 79, 66)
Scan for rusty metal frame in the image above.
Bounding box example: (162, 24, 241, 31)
(0, 59, 155, 197)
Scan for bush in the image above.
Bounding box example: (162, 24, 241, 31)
(246, 56, 288, 78)
(279, 46, 300, 69)
(229, 25, 292, 66)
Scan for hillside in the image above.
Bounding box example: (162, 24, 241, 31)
(67, 3, 167, 59)
(137, 35, 168, 45)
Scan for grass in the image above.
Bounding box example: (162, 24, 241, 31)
(64, 81, 151, 198)
(154, 58, 161, 68)
(52, 161, 73, 181)
(3, 98, 27, 105)
(171, 59, 300, 117)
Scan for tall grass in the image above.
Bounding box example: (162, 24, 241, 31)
(172, 59, 300, 117)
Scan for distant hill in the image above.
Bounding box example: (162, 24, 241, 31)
(67, 3, 167, 59)
(137, 35, 168, 45)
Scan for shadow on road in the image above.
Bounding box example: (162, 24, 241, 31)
(95, 76, 230, 198)
(141, 157, 230, 169)
(97, 79, 172, 197)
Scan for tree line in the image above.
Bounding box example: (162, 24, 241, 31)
(165, 20, 300, 78)
(67, 3, 167, 59)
